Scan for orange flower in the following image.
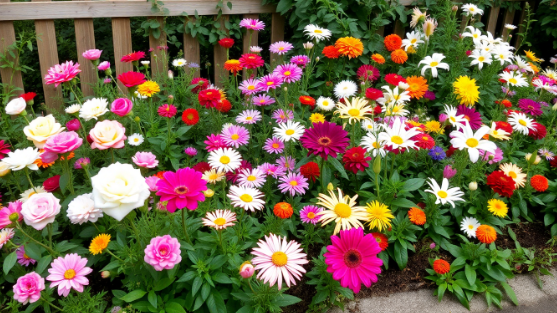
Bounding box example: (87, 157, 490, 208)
(371, 232, 389, 251)
(224, 59, 243, 75)
(35, 150, 55, 168)
(476, 225, 497, 244)
(406, 76, 428, 99)
(334, 37, 363, 59)
(433, 259, 450, 274)
(384, 34, 402, 52)
(408, 207, 426, 225)
(391, 49, 408, 64)
(530, 175, 548, 192)
(155, 171, 166, 179)
(299, 95, 315, 106)
(529, 62, 539, 74)
(322, 46, 341, 59)
(371, 53, 385, 64)
(273, 202, 293, 219)
(60, 152, 75, 161)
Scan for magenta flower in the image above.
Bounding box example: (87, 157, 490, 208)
(253, 94, 275, 106)
(74, 157, 90, 169)
(144, 235, 182, 271)
(278, 173, 309, 196)
(221, 125, 250, 148)
(300, 205, 323, 224)
(155, 168, 207, 212)
(456, 105, 482, 130)
(273, 63, 303, 83)
(184, 147, 198, 156)
(272, 109, 294, 123)
(263, 137, 284, 154)
(43, 131, 83, 154)
(225, 160, 252, 183)
(157, 104, 177, 118)
(111, 98, 133, 117)
(98, 61, 110, 71)
(239, 79, 261, 95)
(82, 49, 102, 61)
(479, 147, 504, 164)
(46, 254, 92, 297)
(16, 246, 36, 267)
(257, 73, 283, 92)
(132, 152, 159, 168)
(324, 227, 382, 293)
(277, 156, 296, 172)
(44, 61, 81, 87)
(0, 201, 23, 229)
(13, 272, 44, 304)
(204, 134, 229, 152)
(239, 18, 265, 31)
(300, 121, 350, 160)
(259, 163, 286, 178)
(518, 98, 543, 116)
(269, 41, 293, 55)
(443, 165, 457, 179)
(145, 176, 161, 192)
(290, 55, 310, 67)
(103, 78, 111, 84)
(356, 65, 380, 82)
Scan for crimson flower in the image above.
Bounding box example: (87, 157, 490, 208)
(216, 99, 232, 113)
(198, 89, 221, 109)
(300, 161, 320, 182)
(191, 78, 209, 94)
(342, 147, 371, 174)
(239, 54, 264, 69)
(486, 170, 515, 197)
(0, 140, 11, 159)
(117, 71, 146, 88)
(300, 121, 349, 160)
(120, 51, 145, 63)
(218, 38, 234, 49)
(20, 92, 37, 103)
(182, 108, 199, 125)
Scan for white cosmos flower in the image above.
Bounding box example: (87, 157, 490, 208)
(208, 148, 242, 172)
(462, 3, 484, 16)
(460, 217, 481, 238)
(505, 24, 517, 30)
(425, 177, 465, 208)
(444, 105, 467, 130)
(378, 117, 421, 150)
(508, 112, 535, 135)
(479, 32, 501, 46)
(462, 26, 483, 44)
(67, 193, 103, 225)
(303, 24, 332, 42)
(333, 80, 358, 99)
(273, 120, 305, 142)
(418, 53, 449, 78)
(450, 124, 496, 163)
(377, 85, 411, 106)
(515, 57, 534, 73)
(316, 96, 336, 111)
(3, 147, 41, 171)
(79, 98, 109, 121)
(499, 71, 528, 87)
(228, 185, 265, 212)
(492, 46, 514, 65)
(469, 49, 492, 70)
(361, 133, 387, 157)
(401, 31, 424, 51)
(128, 133, 144, 146)
(172, 58, 187, 67)
(5, 97, 26, 115)
(65, 104, 81, 114)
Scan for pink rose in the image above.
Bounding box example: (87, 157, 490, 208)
(43, 131, 83, 154)
(89, 120, 126, 150)
(98, 61, 110, 71)
(132, 152, 158, 168)
(144, 235, 181, 271)
(82, 49, 102, 61)
(21, 193, 61, 230)
(66, 119, 81, 131)
(145, 176, 161, 192)
(111, 98, 133, 117)
(13, 272, 45, 304)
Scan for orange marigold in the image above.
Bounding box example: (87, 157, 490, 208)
(322, 45, 341, 59)
(408, 207, 426, 225)
(391, 49, 408, 64)
(406, 76, 428, 99)
(335, 37, 364, 59)
(224, 59, 243, 75)
(273, 202, 293, 219)
(371, 232, 389, 251)
(371, 53, 386, 64)
(530, 175, 548, 192)
(433, 259, 450, 274)
(384, 34, 402, 52)
(476, 225, 497, 244)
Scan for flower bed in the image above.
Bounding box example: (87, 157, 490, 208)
(1, 2, 557, 312)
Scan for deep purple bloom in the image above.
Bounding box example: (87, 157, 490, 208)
(428, 146, 446, 161)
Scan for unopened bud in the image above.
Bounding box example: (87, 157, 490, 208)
(203, 189, 214, 198)
(101, 271, 110, 279)
(526, 152, 541, 165)
(452, 5, 458, 11)
(327, 183, 334, 191)
(469, 182, 477, 191)
(373, 157, 381, 174)
(105, 68, 113, 76)
(283, 87, 288, 91)
(429, 242, 436, 249)
(19, 110, 27, 116)
(168, 95, 174, 104)
(239, 261, 254, 279)
(316, 56, 320, 62)
(303, 42, 314, 50)
(9, 212, 20, 223)
(134, 116, 140, 122)
(168, 70, 174, 79)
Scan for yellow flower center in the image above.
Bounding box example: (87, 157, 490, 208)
(430, 61, 438, 67)
(411, 38, 417, 44)
(271, 251, 288, 267)
(391, 136, 403, 145)
(267, 81, 274, 86)
(466, 138, 479, 148)
(348, 109, 360, 117)
(290, 180, 298, 186)
(209, 174, 218, 180)
(247, 175, 256, 181)
(334, 203, 352, 218)
(272, 143, 279, 148)
(437, 190, 448, 198)
(220, 156, 230, 164)
(372, 142, 379, 148)
(509, 78, 517, 85)
(248, 85, 255, 90)
(214, 218, 226, 226)
(518, 119, 527, 126)
(285, 129, 295, 136)
(279, 47, 285, 51)
(478, 56, 485, 62)
(231, 134, 239, 140)
(469, 225, 474, 229)
(314, 29, 323, 34)
(284, 71, 291, 76)
(134, 138, 139, 142)
(23, 253, 30, 260)
(240, 194, 253, 202)
(307, 212, 315, 219)
(64, 269, 76, 280)
(322, 101, 329, 106)
(508, 171, 517, 178)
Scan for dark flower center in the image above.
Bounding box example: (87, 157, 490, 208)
(174, 186, 189, 194)
(343, 249, 362, 268)
(318, 136, 332, 146)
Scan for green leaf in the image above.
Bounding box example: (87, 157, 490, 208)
(36, 255, 52, 275)
(212, 272, 232, 284)
(393, 241, 408, 270)
(23, 242, 42, 262)
(276, 0, 293, 14)
(209, 255, 227, 269)
(148, 290, 157, 309)
(59, 171, 69, 194)
(274, 294, 302, 307)
(192, 276, 203, 297)
(500, 282, 518, 306)
(101, 260, 120, 271)
(328, 157, 349, 180)
(165, 302, 187, 313)
(391, 198, 417, 208)
(226, 1, 232, 9)
(438, 283, 447, 302)
(154, 277, 175, 291)
(402, 178, 425, 191)
(120, 290, 147, 303)
(201, 283, 211, 301)
(3, 251, 17, 275)
(465, 264, 476, 286)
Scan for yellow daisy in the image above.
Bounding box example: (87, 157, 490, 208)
(425, 120, 444, 134)
(315, 188, 368, 235)
(137, 81, 160, 97)
(524, 50, 541, 63)
(366, 201, 394, 232)
(202, 169, 226, 184)
(309, 113, 326, 124)
(487, 199, 508, 218)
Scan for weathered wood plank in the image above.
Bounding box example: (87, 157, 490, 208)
(74, 15, 97, 97)
(0, 23, 24, 99)
(502, 8, 516, 41)
(393, 20, 405, 37)
(183, 17, 200, 78)
(270, 13, 284, 64)
(486, 6, 500, 34)
(514, 0, 534, 49)
(111, 17, 133, 93)
(213, 15, 229, 87)
(148, 17, 168, 78)
(242, 14, 258, 78)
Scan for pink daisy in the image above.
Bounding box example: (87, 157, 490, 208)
(46, 253, 93, 297)
(221, 125, 250, 148)
(16, 246, 36, 267)
(277, 156, 296, 172)
(518, 99, 543, 116)
(239, 79, 261, 95)
(324, 227, 383, 293)
(184, 147, 198, 156)
(237, 168, 266, 188)
(253, 94, 275, 106)
(263, 137, 285, 154)
(300, 121, 350, 160)
(44, 61, 81, 87)
(300, 205, 323, 224)
(273, 63, 303, 84)
(251, 234, 308, 290)
(239, 18, 265, 31)
(479, 147, 504, 164)
(272, 109, 294, 123)
(278, 173, 309, 196)
(204, 134, 229, 152)
(257, 73, 283, 92)
(356, 64, 380, 82)
(290, 55, 310, 67)
(157, 104, 177, 118)
(259, 163, 287, 178)
(226, 160, 252, 183)
(0, 201, 23, 229)
(155, 168, 208, 212)
(269, 41, 294, 55)
(236, 110, 262, 125)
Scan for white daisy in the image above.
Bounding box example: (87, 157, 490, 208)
(508, 112, 535, 135)
(492, 46, 514, 65)
(333, 80, 358, 99)
(378, 117, 421, 150)
(469, 49, 492, 70)
(134, 90, 148, 100)
(377, 86, 411, 106)
(273, 121, 305, 142)
(401, 31, 424, 51)
(237, 168, 266, 188)
(382, 104, 410, 117)
(208, 148, 243, 172)
(450, 124, 497, 163)
(141, 61, 150, 66)
(515, 57, 534, 73)
(3, 147, 41, 171)
(462, 26, 483, 44)
(128, 133, 144, 146)
(65, 104, 81, 114)
(505, 24, 517, 30)
(303, 24, 332, 42)
(425, 177, 465, 208)
(488, 122, 510, 140)
(228, 185, 265, 212)
(475, 41, 494, 54)
(418, 53, 450, 78)
(172, 58, 187, 67)
(499, 71, 528, 87)
(460, 217, 481, 238)
(316, 96, 336, 111)
(202, 210, 236, 230)
(20, 186, 47, 203)
(361, 119, 380, 132)
(462, 3, 484, 16)
(360, 133, 387, 157)
(533, 79, 557, 95)
(444, 105, 467, 129)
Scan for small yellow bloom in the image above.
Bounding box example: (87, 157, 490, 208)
(89, 234, 111, 255)
(453, 76, 479, 106)
(309, 113, 326, 124)
(524, 50, 541, 63)
(137, 81, 160, 97)
(425, 120, 444, 134)
(366, 201, 394, 232)
(487, 199, 508, 218)
(203, 189, 215, 198)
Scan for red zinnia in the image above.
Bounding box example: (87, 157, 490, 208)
(300, 121, 350, 160)
(117, 71, 146, 88)
(528, 122, 547, 140)
(373, 105, 383, 115)
(413, 133, 435, 150)
(322, 46, 341, 59)
(433, 259, 450, 275)
(191, 78, 209, 94)
(486, 170, 515, 197)
(385, 73, 406, 86)
(120, 51, 146, 63)
(371, 232, 389, 251)
(182, 108, 199, 125)
(43, 175, 61, 192)
(530, 175, 548, 192)
(216, 99, 232, 113)
(495, 121, 513, 135)
(501, 99, 512, 108)
(198, 89, 221, 109)
(300, 161, 320, 182)
(365, 88, 383, 101)
(342, 147, 371, 174)
(218, 38, 234, 49)
(0, 140, 11, 159)
(20, 92, 37, 103)
(299, 96, 315, 107)
(192, 162, 212, 174)
(239, 53, 264, 69)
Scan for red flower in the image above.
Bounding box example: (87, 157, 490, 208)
(446, 145, 458, 157)
(385, 73, 406, 86)
(191, 78, 209, 94)
(530, 175, 548, 192)
(20, 92, 37, 103)
(486, 170, 515, 197)
(192, 162, 212, 174)
(216, 99, 232, 113)
(356, 65, 380, 82)
(182, 108, 199, 125)
(300, 161, 320, 182)
(0, 140, 11, 159)
(373, 105, 383, 115)
(120, 51, 145, 63)
(157, 104, 177, 118)
(117, 71, 146, 88)
(43, 175, 60, 192)
(413, 133, 435, 150)
(198, 89, 221, 108)
(239, 54, 264, 69)
(365, 88, 383, 101)
(495, 121, 513, 134)
(551, 158, 557, 168)
(342, 147, 371, 174)
(433, 259, 450, 274)
(371, 232, 388, 251)
(218, 38, 234, 49)
(501, 99, 512, 108)
(299, 96, 315, 107)
(528, 122, 547, 140)
(322, 46, 341, 59)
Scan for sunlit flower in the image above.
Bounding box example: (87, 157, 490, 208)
(508, 112, 535, 135)
(366, 201, 393, 232)
(334, 97, 373, 124)
(228, 185, 265, 212)
(202, 210, 236, 229)
(499, 163, 526, 188)
(304, 24, 332, 42)
(419, 53, 449, 78)
(425, 177, 465, 208)
(315, 188, 368, 235)
(208, 148, 242, 172)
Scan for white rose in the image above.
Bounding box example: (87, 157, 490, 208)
(3, 147, 40, 171)
(91, 162, 150, 221)
(67, 193, 103, 224)
(65, 104, 81, 114)
(23, 115, 64, 148)
(79, 98, 109, 121)
(21, 193, 61, 230)
(0, 162, 10, 177)
(5, 97, 26, 115)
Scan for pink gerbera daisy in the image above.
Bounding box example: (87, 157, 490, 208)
(44, 61, 81, 87)
(290, 55, 310, 67)
(259, 163, 287, 178)
(258, 73, 283, 92)
(236, 110, 262, 125)
(272, 109, 294, 123)
(356, 64, 380, 82)
(16, 246, 36, 267)
(518, 99, 543, 116)
(273, 63, 303, 84)
(300, 205, 323, 224)
(324, 227, 383, 293)
(221, 125, 250, 148)
(46, 253, 93, 297)
(253, 94, 275, 106)
(0, 201, 23, 229)
(300, 121, 350, 160)
(278, 172, 309, 196)
(204, 134, 229, 152)
(237, 168, 266, 188)
(263, 137, 285, 154)
(239, 79, 261, 95)
(251, 234, 308, 290)
(479, 147, 504, 164)
(269, 41, 294, 55)
(155, 168, 208, 212)
(239, 18, 265, 31)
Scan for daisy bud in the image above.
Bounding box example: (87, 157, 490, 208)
(283, 87, 288, 91)
(398, 82, 409, 90)
(203, 189, 215, 198)
(101, 271, 110, 279)
(239, 261, 254, 279)
(303, 42, 314, 50)
(373, 156, 381, 174)
(316, 56, 320, 62)
(105, 68, 112, 76)
(327, 183, 334, 191)
(168, 95, 174, 105)
(469, 182, 477, 191)
(526, 153, 541, 165)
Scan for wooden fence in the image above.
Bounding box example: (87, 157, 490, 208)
(0, 0, 534, 110)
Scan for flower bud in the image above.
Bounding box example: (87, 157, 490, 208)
(9, 212, 20, 223)
(315, 56, 320, 62)
(239, 261, 254, 279)
(168, 70, 174, 79)
(429, 242, 436, 249)
(327, 183, 334, 191)
(66, 119, 81, 131)
(101, 271, 111, 279)
(373, 156, 381, 174)
(168, 95, 174, 105)
(303, 42, 314, 50)
(105, 68, 112, 76)
(203, 189, 215, 198)
(134, 116, 141, 122)
(452, 5, 458, 11)
(469, 181, 477, 191)
(283, 87, 288, 92)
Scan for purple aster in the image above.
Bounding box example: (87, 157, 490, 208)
(236, 109, 262, 124)
(184, 147, 198, 156)
(290, 55, 310, 67)
(424, 91, 436, 101)
(479, 147, 503, 164)
(300, 205, 323, 224)
(277, 156, 296, 172)
(456, 105, 482, 130)
(188, 62, 200, 68)
(300, 121, 350, 160)
(428, 146, 446, 161)
(239, 78, 261, 95)
(539, 148, 555, 160)
(258, 163, 286, 178)
(518, 98, 543, 116)
(204, 134, 229, 152)
(253, 94, 275, 106)
(269, 41, 293, 55)
(272, 109, 294, 123)
(74, 157, 90, 169)
(257, 73, 283, 92)
(278, 172, 309, 196)
(221, 125, 250, 148)
(263, 137, 285, 154)
(273, 63, 303, 84)
(239, 18, 265, 31)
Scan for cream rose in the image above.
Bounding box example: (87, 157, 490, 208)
(21, 193, 61, 230)
(5, 97, 26, 115)
(23, 115, 64, 148)
(91, 162, 150, 221)
(89, 120, 127, 150)
(79, 98, 109, 121)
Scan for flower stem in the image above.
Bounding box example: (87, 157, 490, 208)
(23, 168, 38, 193)
(41, 296, 63, 312)
(106, 248, 125, 262)
(247, 279, 256, 293)
(16, 225, 56, 256)
(47, 224, 53, 249)
(181, 209, 192, 244)
(111, 148, 115, 164)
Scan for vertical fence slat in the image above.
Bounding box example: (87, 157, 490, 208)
(376, 26, 385, 37)
(486, 6, 500, 34)
(148, 17, 168, 78)
(242, 14, 258, 78)
(183, 17, 200, 78)
(33, 0, 62, 111)
(393, 20, 405, 37)
(270, 13, 284, 64)
(0, 23, 25, 99)
(74, 15, 97, 97)
(213, 15, 229, 87)
(502, 9, 516, 41)
(111, 17, 133, 93)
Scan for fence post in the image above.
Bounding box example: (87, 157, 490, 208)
(242, 14, 259, 78)
(183, 17, 200, 78)
(393, 20, 405, 37)
(111, 17, 133, 94)
(148, 17, 168, 78)
(213, 15, 229, 87)
(73, 0, 97, 97)
(270, 13, 284, 64)
(0, 0, 24, 101)
(486, 6, 500, 35)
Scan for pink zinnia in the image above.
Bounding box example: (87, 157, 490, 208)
(253, 94, 275, 106)
(13, 272, 44, 304)
(278, 173, 309, 196)
(263, 137, 284, 154)
(82, 49, 102, 61)
(158, 104, 177, 118)
(518, 99, 542, 116)
(239, 79, 261, 95)
(132, 151, 159, 168)
(0, 201, 23, 229)
(257, 73, 283, 92)
(300, 205, 323, 224)
(16, 246, 36, 267)
(221, 125, 250, 148)
(44, 61, 81, 87)
(145, 176, 161, 192)
(144, 235, 182, 271)
(74, 157, 90, 169)
(258, 163, 286, 178)
(272, 109, 294, 123)
(324, 227, 383, 293)
(191, 77, 209, 93)
(155, 168, 208, 212)
(46, 253, 92, 297)
(356, 65, 380, 82)
(184, 147, 198, 156)
(204, 134, 229, 152)
(290, 55, 310, 67)
(273, 63, 303, 83)
(300, 121, 350, 160)
(239, 18, 265, 31)
(269, 41, 294, 55)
